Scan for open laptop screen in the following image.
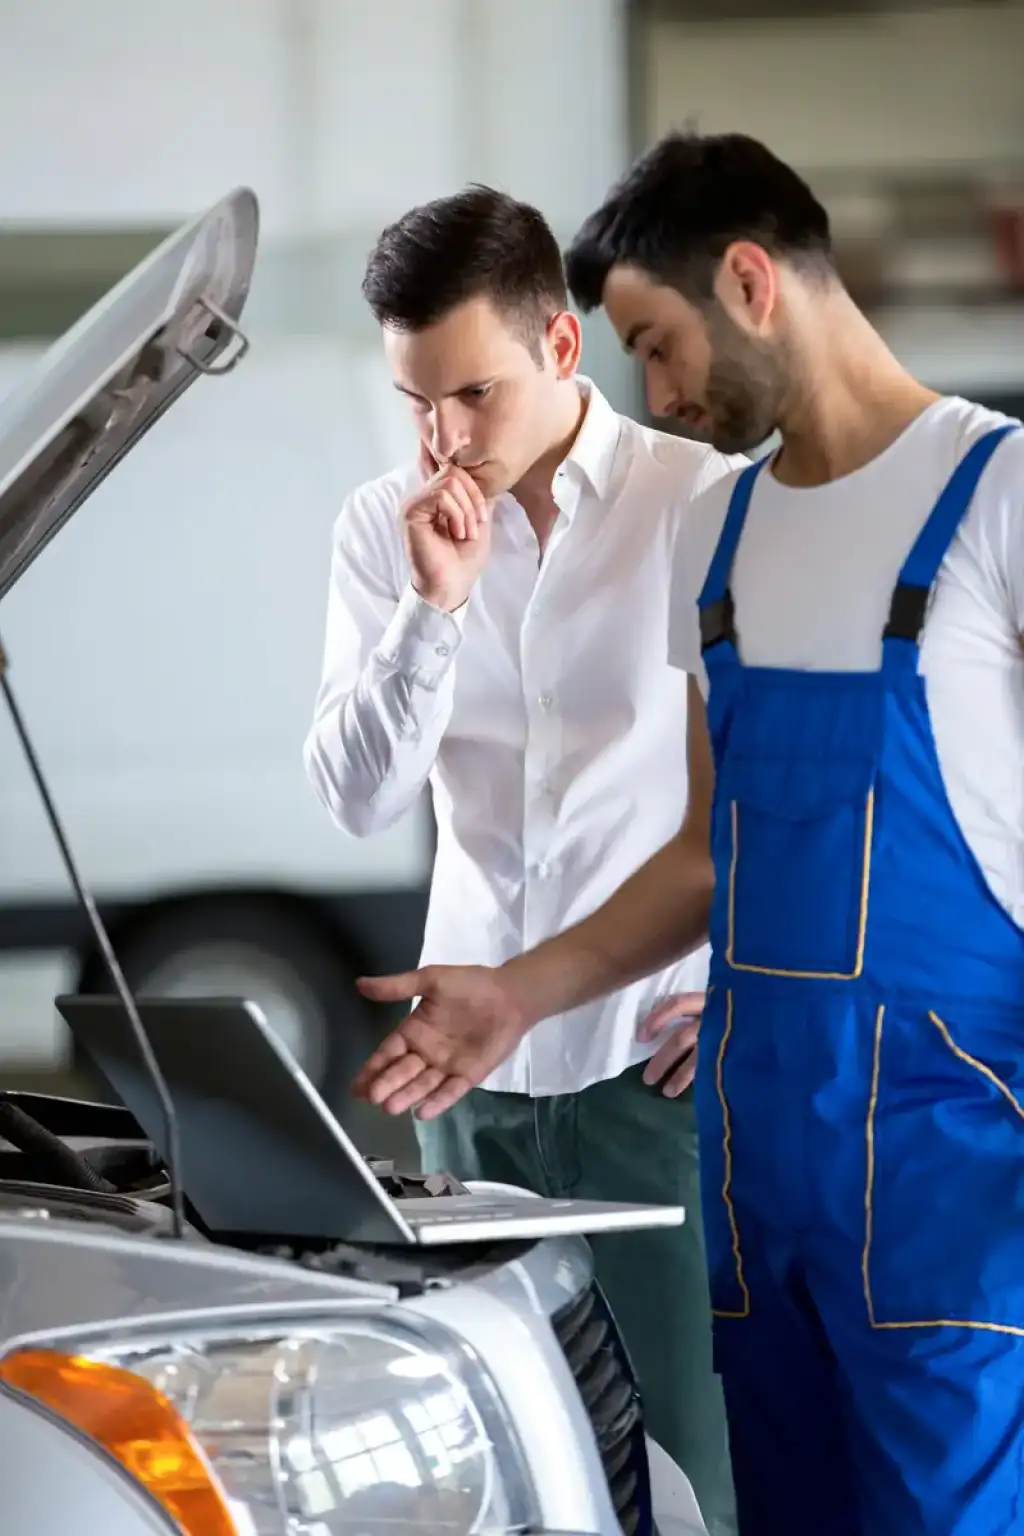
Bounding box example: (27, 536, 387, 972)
(55, 994, 413, 1245)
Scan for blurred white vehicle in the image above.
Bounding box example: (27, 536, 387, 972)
(0, 304, 433, 1124)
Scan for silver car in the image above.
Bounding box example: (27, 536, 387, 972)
(0, 191, 709, 1536)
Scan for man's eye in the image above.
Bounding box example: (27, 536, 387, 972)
(462, 385, 491, 401)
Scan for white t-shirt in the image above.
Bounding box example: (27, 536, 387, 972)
(668, 395, 1024, 925)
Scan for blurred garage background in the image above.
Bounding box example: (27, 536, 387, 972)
(0, 0, 1021, 1164)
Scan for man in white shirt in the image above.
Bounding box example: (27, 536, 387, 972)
(351, 137, 1024, 1536)
(304, 185, 740, 1531)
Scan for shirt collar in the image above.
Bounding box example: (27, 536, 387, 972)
(497, 377, 623, 537)
(559, 377, 622, 501)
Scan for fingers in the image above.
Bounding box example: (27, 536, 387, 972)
(408, 457, 490, 548)
(642, 1019, 700, 1089)
(437, 486, 479, 543)
(356, 969, 425, 1004)
(358, 1059, 471, 1120)
(660, 1050, 698, 1098)
(351, 1030, 410, 1099)
(637, 990, 707, 1043)
(419, 440, 441, 481)
(453, 466, 490, 519)
(637, 998, 677, 1043)
(358, 1049, 428, 1107)
(378, 1064, 445, 1116)
(415, 1073, 474, 1120)
(440, 470, 488, 541)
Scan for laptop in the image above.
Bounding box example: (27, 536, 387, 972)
(56, 995, 684, 1247)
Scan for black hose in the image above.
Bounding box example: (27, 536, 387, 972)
(0, 1098, 115, 1194)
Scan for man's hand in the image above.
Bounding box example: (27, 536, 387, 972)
(403, 444, 494, 613)
(637, 990, 705, 1097)
(352, 963, 533, 1119)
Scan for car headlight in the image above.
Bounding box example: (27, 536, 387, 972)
(0, 1313, 539, 1535)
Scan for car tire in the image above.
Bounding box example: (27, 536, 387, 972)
(73, 895, 422, 1165)
(75, 897, 366, 1084)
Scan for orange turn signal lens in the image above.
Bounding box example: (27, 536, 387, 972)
(0, 1348, 236, 1536)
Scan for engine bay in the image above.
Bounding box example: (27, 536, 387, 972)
(0, 1088, 531, 1292)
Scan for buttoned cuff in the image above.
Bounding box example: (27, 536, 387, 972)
(376, 585, 468, 687)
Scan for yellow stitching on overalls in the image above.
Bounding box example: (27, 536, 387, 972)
(929, 1011, 1024, 1125)
(863, 1004, 1024, 1337)
(712, 990, 751, 1320)
(861, 1003, 884, 1327)
(727, 789, 874, 980)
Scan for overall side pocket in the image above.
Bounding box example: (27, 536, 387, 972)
(864, 1002, 1024, 1333)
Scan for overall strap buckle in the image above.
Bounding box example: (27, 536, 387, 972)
(883, 582, 930, 644)
(700, 591, 738, 653)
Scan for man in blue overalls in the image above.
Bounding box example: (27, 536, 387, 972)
(351, 131, 1024, 1534)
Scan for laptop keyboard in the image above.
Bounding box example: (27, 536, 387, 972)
(367, 1161, 470, 1198)
(397, 1196, 529, 1223)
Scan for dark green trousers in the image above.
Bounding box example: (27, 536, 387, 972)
(415, 1063, 738, 1536)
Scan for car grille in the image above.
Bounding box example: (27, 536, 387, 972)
(550, 1281, 653, 1536)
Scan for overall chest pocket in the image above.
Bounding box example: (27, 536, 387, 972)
(713, 755, 878, 979)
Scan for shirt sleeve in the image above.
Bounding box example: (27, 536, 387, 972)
(991, 431, 1024, 639)
(303, 485, 466, 837)
(667, 449, 747, 694)
(941, 426, 1024, 651)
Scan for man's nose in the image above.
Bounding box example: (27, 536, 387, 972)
(645, 366, 677, 421)
(431, 404, 472, 463)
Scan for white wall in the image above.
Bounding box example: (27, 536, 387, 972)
(0, 0, 628, 237)
(0, 0, 635, 400)
(0, 0, 297, 231)
(310, 0, 627, 236)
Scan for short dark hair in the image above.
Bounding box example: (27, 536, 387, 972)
(362, 185, 567, 345)
(565, 131, 834, 312)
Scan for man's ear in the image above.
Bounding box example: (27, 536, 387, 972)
(714, 241, 778, 336)
(545, 310, 583, 378)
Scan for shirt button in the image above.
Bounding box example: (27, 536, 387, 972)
(536, 861, 551, 879)
(435, 643, 450, 657)
(538, 692, 552, 709)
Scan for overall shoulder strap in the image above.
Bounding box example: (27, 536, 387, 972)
(698, 456, 768, 658)
(882, 423, 1018, 669)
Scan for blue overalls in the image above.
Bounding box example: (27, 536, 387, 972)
(693, 424, 1024, 1535)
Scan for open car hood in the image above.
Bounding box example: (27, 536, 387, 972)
(0, 187, 259, 602)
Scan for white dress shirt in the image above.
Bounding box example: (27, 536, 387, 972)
(304, 379, 743, 1095)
